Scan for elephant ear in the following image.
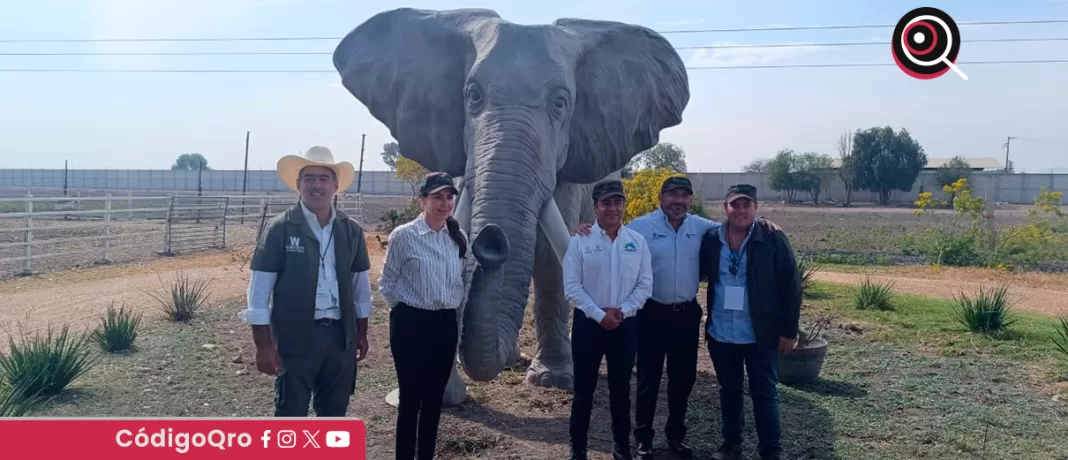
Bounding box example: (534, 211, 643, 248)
(333, 8, 501, 177)
(552, 19, 690, 183)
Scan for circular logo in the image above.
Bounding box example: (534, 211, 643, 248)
(891, 7, 967, 80)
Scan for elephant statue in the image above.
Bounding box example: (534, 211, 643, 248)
(333, 8, 690, 404)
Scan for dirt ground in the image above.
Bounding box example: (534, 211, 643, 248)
(4, 238, 1065, 353)
(811, 266, 1068, 317)
(7, 235, 1068, 458)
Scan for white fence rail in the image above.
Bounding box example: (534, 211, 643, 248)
(0, 193, 363, 277)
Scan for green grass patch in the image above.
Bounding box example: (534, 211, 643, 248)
(808, 281, 1068, 368)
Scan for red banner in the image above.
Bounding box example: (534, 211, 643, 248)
(0, 418, 366, 459)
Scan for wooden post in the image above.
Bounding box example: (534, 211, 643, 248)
(23, 192, 33, 275)
(103, 193, 112, 263)
(163, 195, 175, 255)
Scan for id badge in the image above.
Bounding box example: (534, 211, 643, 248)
(724, 285, 745, 311)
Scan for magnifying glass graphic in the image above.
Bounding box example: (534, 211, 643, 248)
(903, 15, 967, 80)
(892, 8, 966, 81)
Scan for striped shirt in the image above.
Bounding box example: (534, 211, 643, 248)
(241, 202, 373, 324)
(378, 213, 467, 311)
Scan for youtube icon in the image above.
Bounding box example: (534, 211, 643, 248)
(326, 431, 350, 448)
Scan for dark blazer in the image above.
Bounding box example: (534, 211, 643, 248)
(698, 221, 802, 351)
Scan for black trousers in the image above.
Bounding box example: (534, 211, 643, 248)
(274, 319, 356, 417)
(390, 303, 458, 460)
(570, 309, 639, 454)
(634, 298, 702, 445)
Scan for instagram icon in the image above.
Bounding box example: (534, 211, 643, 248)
(277, 430, 297, 449)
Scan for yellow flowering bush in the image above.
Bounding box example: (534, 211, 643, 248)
(621, 168, 709, 224)
(394, 156, 429, 197)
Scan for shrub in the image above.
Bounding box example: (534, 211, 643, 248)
(797, 257, 821, 300)
(378, 199, 421, 233)
(850, 276, 895, 311)
(622, 167, 689, 224)
(89, 302, 142, 353)
(149, 272, 212, 322)
(953, 285, 1016, 335)
(1053, 315, 1068, 361)
(0, 324, 96, 399)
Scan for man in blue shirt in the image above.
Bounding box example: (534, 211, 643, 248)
(576, 176, 779, 460)
(699, 184, 801, 460)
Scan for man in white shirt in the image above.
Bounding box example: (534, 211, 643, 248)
(563, 179, 653, 460)
(239, 147, 373, 417)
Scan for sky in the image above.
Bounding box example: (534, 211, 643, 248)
(1, 0, 1067, 173)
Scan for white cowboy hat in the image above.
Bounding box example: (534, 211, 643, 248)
(277, 146, 355, 193)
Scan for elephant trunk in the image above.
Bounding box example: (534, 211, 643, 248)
(458, 116, 565, 382)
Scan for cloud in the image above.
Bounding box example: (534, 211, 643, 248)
(684, 41, 815, 67)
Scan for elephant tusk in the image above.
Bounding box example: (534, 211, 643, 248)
(538, 198, 570, 264)
(453, 176, 472, 234)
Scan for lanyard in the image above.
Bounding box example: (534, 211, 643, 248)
(318, 225, 335, 274)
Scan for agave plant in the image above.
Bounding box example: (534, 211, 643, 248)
(797, 257, 821, 300)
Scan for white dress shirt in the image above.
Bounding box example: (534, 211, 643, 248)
(562, 221, 653, 323)
(378, 213, 467, 311)
(241, 202, 373, 325)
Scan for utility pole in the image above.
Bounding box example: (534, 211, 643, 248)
(241, 131, 250, 224)
(356, 134, 366, 193)
(1003, 135, 1015, 173)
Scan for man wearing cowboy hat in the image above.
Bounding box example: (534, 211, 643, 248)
(240, 145, 373, 417)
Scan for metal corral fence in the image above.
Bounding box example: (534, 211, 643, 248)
(0, 192, 364, 278)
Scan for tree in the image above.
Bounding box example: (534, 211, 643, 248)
(767, 149, 804, 203)
(936, 156, 973, 207)
(172, 153, 209, 171)
(851, 126, 927, 205)
(628, 142, 687, 173)
(743, 158, 770, 173)
(798, 152, 835, 203)
(381, 142, 400, 170)
(837, 131, 856, 206)
(394, 155, 429, 197)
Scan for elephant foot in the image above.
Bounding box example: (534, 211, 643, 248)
(385, 359, 469, 408)
(524, 359, 574, 390)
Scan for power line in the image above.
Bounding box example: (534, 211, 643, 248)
(1, 59, 1067, 73)
(1, 19, 1066, 43)
(3, 36, 1067, 56)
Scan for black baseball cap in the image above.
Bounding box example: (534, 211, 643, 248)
(592, 179, 626, 201)
(419, 172, 458, 195)
(725, 183, 757, 203)
(661, 176, 693, 194)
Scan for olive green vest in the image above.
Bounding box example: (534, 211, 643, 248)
(249, 203, 371, 356)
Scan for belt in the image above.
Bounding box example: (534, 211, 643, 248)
(648, 298, 696, 311)
(313, 318, 342, 326)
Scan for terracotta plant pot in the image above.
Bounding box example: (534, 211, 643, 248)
(779, 337, 828, 385)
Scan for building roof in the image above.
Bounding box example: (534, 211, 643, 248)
(830, 157, 1003, 170)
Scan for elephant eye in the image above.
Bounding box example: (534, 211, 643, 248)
(465, 84, 483, 110)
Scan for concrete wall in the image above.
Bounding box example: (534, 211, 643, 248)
(1, 168, 1064, 204)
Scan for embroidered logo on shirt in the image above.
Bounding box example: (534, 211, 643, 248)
(650, 232, 667, 240)
(286, 236, 304, 253)
(624, 242, 638, 252)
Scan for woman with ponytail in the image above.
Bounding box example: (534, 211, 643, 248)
(378, 171, 468, 460)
